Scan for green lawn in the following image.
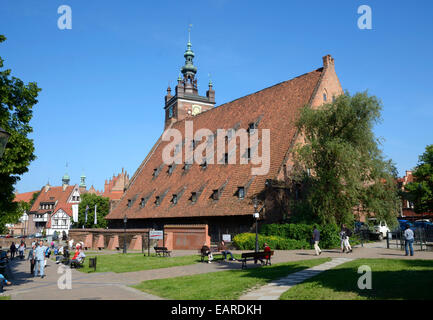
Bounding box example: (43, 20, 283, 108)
(0, 296, 11, 300)
(280, 258, 433, 300)
(133, 258, 330, 300)
(77, 253, 206, 273)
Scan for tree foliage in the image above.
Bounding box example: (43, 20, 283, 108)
(73, 193, 110, 229)
(292, 91, 400, 227)
(0, 35, 40, 230)
(404, 145, 433, 214)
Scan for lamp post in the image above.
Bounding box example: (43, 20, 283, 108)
(123, 215, 128, 254)
(0, 126, 11, 159)
(253, 197, 259, 253)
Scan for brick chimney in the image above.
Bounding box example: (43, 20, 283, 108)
(322, 54, 335, 69)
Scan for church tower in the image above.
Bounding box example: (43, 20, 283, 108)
(164, 29, 216, 129)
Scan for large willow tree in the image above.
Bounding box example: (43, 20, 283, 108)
(293, 91, 400, 227)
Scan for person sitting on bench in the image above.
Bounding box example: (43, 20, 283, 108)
(70, 245, 85, 267)
(218, 240, 236, 261)
(0, 273, 12, 293)
(201, 243, 214, 263)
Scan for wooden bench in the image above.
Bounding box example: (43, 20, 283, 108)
(154, 246, 171, 257)
(198, 246, 223, 262)
(241, 251, 274, 269)
(70, 257, 85, 269)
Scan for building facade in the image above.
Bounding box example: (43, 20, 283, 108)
(105, 38, 344, 242)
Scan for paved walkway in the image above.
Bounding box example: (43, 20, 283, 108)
(239, 258, 353, 300)
(1, 242, 432, 300)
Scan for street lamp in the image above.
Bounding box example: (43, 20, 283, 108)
(123, 215, 128, 254)
(0, 126, 11, 159)
(253, 197, 259, 253)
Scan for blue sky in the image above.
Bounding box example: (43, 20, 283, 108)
(1, 0, 432, 193)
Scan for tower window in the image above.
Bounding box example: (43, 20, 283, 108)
(168, 106, 174, 118)
(155, 196, 160, 206)
(212, 190, 219, 200)
(237, 187, 245, 199)
(171, 194, 178, 205)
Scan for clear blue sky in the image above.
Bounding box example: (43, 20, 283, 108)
(1, 0, 432, 193)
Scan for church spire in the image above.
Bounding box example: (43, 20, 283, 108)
(181, 25, 198, 85)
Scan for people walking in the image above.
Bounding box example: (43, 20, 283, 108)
(18, 241, 25, 259)
(404, 224, 414, 256)
(34, 240, 47, 278)
(27, 244, 36, 275)
(312, 225, 322, 256)
(344, 225, 353, 253)
(339, 226, 347, 253)
(9, 242, 16, 260)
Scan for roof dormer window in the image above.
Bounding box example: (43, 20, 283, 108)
(212, 189, 219, 200)
(171, 194, 178, 205)
(237, 187, 245, 199)
(200, 159, 207, 170)
(191, 192, 197, 203)
(155, 196, 160, 206)
(168, 165, 174, 174)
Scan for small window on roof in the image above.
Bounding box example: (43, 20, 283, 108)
(237, 187, 245, 199)
(248, 122, 257, 134)
(127, 199, 132, 208)
(140, 198, 145, 208)
(168, 165, 174, 174)
(191, 192, 197, 203)
(153, 168, 158, 177)
(212, 189, 219, 200)
(171, 194, 178, 204)
(200, 159, 207, 169)
(155, 196, 160, 206)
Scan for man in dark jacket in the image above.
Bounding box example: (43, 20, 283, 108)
(312, 226, 322, 256)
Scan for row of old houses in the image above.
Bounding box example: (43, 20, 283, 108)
(7, 169, 129, 236)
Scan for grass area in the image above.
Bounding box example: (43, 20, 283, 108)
(76, 252, 241, 273)
(0, 296, 11, 300)
(133, 258, 330, 300)
(280, 258, 433, 300)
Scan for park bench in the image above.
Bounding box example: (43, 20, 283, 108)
(70, 257, 85, 269)
(241, 251, 274, 269)
(154, 246, 171, 257)
(198, 246, 223, 263)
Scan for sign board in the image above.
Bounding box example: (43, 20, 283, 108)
(222, 234, 231, 242)
(149, 230, 164, 240)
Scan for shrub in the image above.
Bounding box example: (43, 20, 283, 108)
(233, 233, 309, 250)
(259, 223, 341, 249)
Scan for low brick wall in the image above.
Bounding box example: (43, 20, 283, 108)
(161, 224, 210, 251)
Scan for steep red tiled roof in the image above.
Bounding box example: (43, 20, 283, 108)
(29, 185, 75, 215)
(107, 67, 324, 220)
(14, 191, 38, 203)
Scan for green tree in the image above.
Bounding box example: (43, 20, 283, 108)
(292, 91, 400, 227)
(0, 35, 40, 230)
(404, 145, 433, 214)
(74, 193, 110, 229)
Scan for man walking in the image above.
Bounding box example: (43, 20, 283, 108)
(34, 240, 47, 278)
(404, 225, 414, 256)
(312, 225, 321, 256)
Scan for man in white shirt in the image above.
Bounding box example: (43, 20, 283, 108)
(404, 225, 414, 256)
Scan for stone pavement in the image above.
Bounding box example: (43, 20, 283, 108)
(1, 241, 432, 300)
(239, 258, 353, 300)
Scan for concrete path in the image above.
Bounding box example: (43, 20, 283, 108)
(239, 258, 353, 300)
(1, 242, 433, 300)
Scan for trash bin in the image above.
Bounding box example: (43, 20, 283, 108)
(89, 257, 97, 272)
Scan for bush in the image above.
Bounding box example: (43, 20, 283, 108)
(233, 233, 310, 250)
(259, 223, 341, 249)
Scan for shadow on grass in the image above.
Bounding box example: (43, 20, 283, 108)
(282, 259, 433, 300)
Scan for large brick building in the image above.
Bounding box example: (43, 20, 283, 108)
(106, 38, 343, 241)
